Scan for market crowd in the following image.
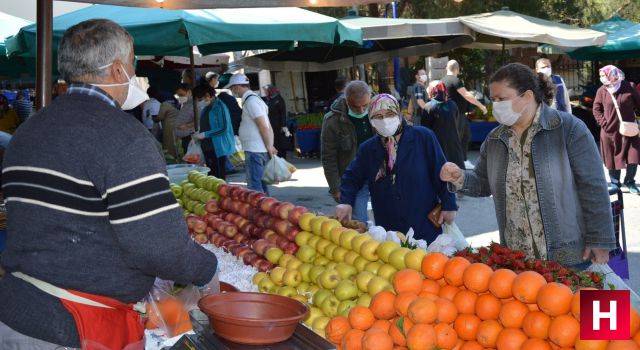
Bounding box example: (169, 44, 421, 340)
(0, 18, 638, 348)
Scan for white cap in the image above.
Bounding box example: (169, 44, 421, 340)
(223, 73, 250, 89)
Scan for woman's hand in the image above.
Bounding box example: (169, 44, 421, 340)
(440, 162, 463, 183)
(439, 211, 456, 225)
(583, 247, 610, 264)
(336, 204, 353, 222)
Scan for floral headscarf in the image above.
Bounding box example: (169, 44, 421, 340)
(428, 81, 449, 102)
(600, 65, 625, 93)
(368, 93, 400, 117)
(368, 94, 404, 184)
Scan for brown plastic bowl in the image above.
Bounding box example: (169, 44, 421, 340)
(198, 292, 309, 345)
(219, 281, 239, 293)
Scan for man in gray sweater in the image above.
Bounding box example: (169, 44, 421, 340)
(0, 19, 218, 348)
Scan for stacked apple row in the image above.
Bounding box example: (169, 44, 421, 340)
(172, 171, 226, 217)
(251, 213, 429, 337)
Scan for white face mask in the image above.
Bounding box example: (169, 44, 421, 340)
(176, 95, 188, 104)
(213, 81, 220, 88)
(539, 67, 552, 77)
(600, 76, 610, 85)
(492, 93, 527, 126)
(93, 62, 148, 110)
(419, 74, 428, 83)
(197, 100, 210, 111)
(371, 116, 401, 137)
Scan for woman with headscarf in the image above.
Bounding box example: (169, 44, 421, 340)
(335, 94, 457, 243)
(593, 65, 640, 194)
(422, 81, 466, 169)
(263, 84, 291, 159)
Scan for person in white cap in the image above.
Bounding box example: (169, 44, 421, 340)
(224, 73, 277, 194)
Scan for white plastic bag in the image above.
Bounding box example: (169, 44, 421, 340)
(426, 234, 457, 256)
(182, 139, 205, 165)
(442, 222, 470, 251)
(587, 263, 640, 312)
(262, 155, 293, 184)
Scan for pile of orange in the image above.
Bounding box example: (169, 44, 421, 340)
(325, 252, 640, 350)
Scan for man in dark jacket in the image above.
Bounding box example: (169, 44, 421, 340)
(321, 80, 373, 223)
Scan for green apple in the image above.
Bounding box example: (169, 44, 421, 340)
(355, 271, 376, 292)
(324, 243, 339, 261)
(405, 249, 427, 271)
(309, 266, 326, 284)
(299, 213, 317, 232)
(351, 233, 372, 253)
(294, 231, 313, 246)
(335, 263, 357, 280)
(252, 272, 269, 285)
(297, 282, 311, 294)
(313, 255, 330, 266)
(367, 276, 391, 296)
(313, 288, 333, 307)
(297, 263, 314, 282)
(176, 199, 183, 208)
(310, 216, 328, 236)
(320, 219, 341, 240)
(283, 269, 302, 287)
(320, 294, 340, 317)
(312, 316, 331, 333)
(334, 280, 359, 301)
(389, 247, 411, 270)
(318, 270, 341, 289)
(170, 184, 183, 198)
(325, 262, 338, 271)
(332, 247, 348, 263)
(359, 239, 381, 261)
(344, 251, 361, 265)
(377, 241, 401, 263)
(258, 277, 276, 293)
(364, 261, 383, 274)
(307, 284, 320, 296)
(270, 266, 286, 286)
(277, 285, 298, 298)
(316, 239, 332, 256)
(338, 300, 357, 317)
(304, 307, 324, 325)
(330, 227, 346, 245)
(265, 247, 284, 265)
(307, 235, 322, 248)
(286, 258, 303, 270)
(377, 264, 398, 281)
(357, 293, 372, 307)
(353, 256, 370, 272)
(339, 229, 358, 250)
(278, 254, 296, 268)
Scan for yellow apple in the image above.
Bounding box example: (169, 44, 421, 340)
(312, 316, 330, 332)
(313, 255, 330, 266)
(299, 212, 317, 232)
(320, 219, 341, 239)
(292, 294, 309, 305)
(339, 229, 358, 250)
(351, 233, 373, 253)
(377, 241, 401, 263)
(355, 271, 375, 292)
(357, 293, 372, 307)
(297, 281, 311, 293)
(338, 300, 357, 317)
(296, 244, 317, 263)
(304, 306, 324, 326)
(309, 266, 325, 284)
(325, 262, 338, 271)
(270, 266, 286, 286)
(287, 258, 303, 270)
(313, 288, 332, 307)
(389, 247, 411, 270)
(334, 280, 359, 301)
(307, 235, 321, 249)
(318, 270, 341, 289)
(307, 284, 320, 296)
(367, 276, 391, 296)
(324, 243, 339, 260)
(252, 272, 268, 285)
(283, 269, 302, 287)
(294, 231, 313, 247)
(360, 239, 381, 261)
(278, 253, 296, 267)
(330, 226, 347, 245)
(277, 285, 298, 297)
(320, 295, 340, 318)
(377, 263, 398, 281)
(310, 216, 328, 236)
(353, 256, 370, 272)
(364, 261, 383, 274)
(316, 238, 332, 256)
(332, 247, 348, 262)
(344, 251, 361, 265)
(404, 249, 427, 271)
(335, 262, 358, 280)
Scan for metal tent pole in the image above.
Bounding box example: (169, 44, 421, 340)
(36, 0, 53, 110)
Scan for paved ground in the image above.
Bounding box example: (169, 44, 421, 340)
(227, 150, 640, 293)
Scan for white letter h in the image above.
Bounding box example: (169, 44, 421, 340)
(593, 300, 617, 331)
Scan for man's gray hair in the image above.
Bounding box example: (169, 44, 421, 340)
(58, 19, 133, 83)
(446, 60, 459, 72)
(344, 80, 370, 99)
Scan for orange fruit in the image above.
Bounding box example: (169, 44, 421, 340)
(571, 287, 597, 320)
(342, 329, 365, 350)
(349, 306, 376, 331)
(463, 263, 494, 293)
(495, 328, 528, 350)
(631, 307, 640, 338)
(460, 341, 484, 350)
(454, 290, 478, 314)
(390, 317, 408, 346)
(444, 257, 471, 287)
(575, 338, 609, 350)
(522, 311, 551, 340)
(522, 338, 553, 350)
(393, 347, 407, 350)
(452, 339, 465, 350)
(548, 314, 580, 348)
(393, 269, 424, 295)
(606, 340, 639, 350)
(371, 291, 397, 320)
(422, 252, 449, 280)
(440, 285, 461, 301)
(499, 299, 530, 328)
(512, 271, 547, 304)
(395, 292, 419, 317)
(435, 297, 459, 324)
(326, 316, 352, 345)
(371, 319, 391, 333)
(407, 298, 438, 324)
(418, 292, 439, 300)
(489, 269, 517, 299)
(476, 319, 503, 348)
(454, 314, 482, 341)
(536, 282, 574, 317)
(633, 331, 640, 346)
(421, 279, 441, 295)
(435, 323, 459, 349)
(475, 293, 502, 320)
(406, 323, 437, 350)
(362, 328, 394, 350)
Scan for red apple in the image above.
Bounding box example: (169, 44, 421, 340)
(230, 201, 242, 214)
(229, 244, 245, 256)
(262, 229, 277, 240)
(233, 234, 247, 243)
(186, 214, 200, 231)
(206, 227, 215, 236)
(210, 234, 224, 246)
(194, 233, 209, 244)
(283, 242, 299, 255)
(209, 217, 223, 229)
(243, 252, 259, 266)
(256, 260, 274, 272)
(220, 197, 233, 210)
(205, 200, 219, 214)
(236, 246, 253, 258)
(276, 236, 290, 249)
(258, 197, 278, 214)
(217, 184, 232, 197)
(276, 202, 295, 221)
(193, 220, 207, 234)
(241, 190, 252, 204)
(238, 203, 251, 218)
(265, 233, 279, 245)
(223, 225, 238, 238)
(273, 220, 291, 236)
(247, 208, 259, 222)
(287, 206, 309, 225)
(285, 226, 301, 241)
(251, 257, 265, 269)
(229, 186, 243, 200)
(252, 239, 270, 256)
(249, 192, 266, 207)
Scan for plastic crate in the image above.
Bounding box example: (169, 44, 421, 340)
(296, 129, 321, 153)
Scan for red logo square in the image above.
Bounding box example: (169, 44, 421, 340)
(580, 290, 630, 340)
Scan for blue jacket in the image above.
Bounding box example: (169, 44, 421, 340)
(201, 98, 235, 157)
(339, 125, 457, 243)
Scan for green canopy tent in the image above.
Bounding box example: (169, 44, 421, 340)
(568, 22, 640, 61)
(0, 11, 34, 81)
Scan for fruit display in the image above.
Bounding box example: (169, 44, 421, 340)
(455, 242, 604, 290)
(173, 171, 225, 217)
(328, 215, 368, 233)
(322, 253, 640, 350)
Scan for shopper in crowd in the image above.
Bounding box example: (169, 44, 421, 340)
(225, 73, 277, 194)
(174, 84, 197, 154)
(535, 58, 571, 113)
(193, 85, 235, 179)
(142, 86, 161, 135)
(409, 68, 429, 125)
(14, 91, 32, 122)
(422, 81, 465, 169)
(0, 94, 19, 135)
(52, 80, 68, 100)
(440, 63, 615, 268)
(0, 19, 218, 348)
(181, 68, 195, 86)
(442, 60, 487, 160)
(263, 84, 292, 159)
(336, 94, 457, 242)
(204, 71, 243, 136)
(322, 80, 374, 223)
(329, 76, 348, 106)
(593, 65, 640, 194)
(156, 100, 179, 158)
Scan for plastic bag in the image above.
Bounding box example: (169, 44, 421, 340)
(587, 263, 640, 312)
(426, 233, 458, 256)
(229, 136, 245, 167)
(442, 222, 470, 251)
(262, 155, 293, 184)
(182, 139, 205, 165)
(145, 280, 200, 337)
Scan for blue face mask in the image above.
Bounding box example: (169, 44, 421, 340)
(348, 108, 368, 119)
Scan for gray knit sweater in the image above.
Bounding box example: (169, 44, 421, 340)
(0, 91, 217, 346)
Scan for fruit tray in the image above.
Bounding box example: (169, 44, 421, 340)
(169, 309, 335, 350)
